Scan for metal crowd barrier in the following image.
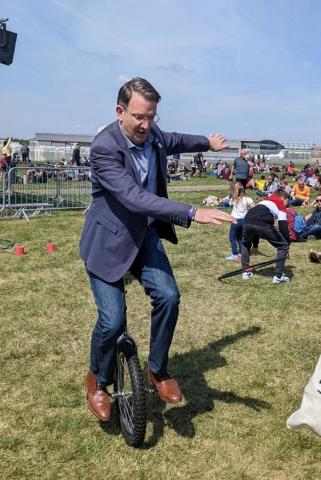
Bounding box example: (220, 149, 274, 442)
(0, 171, 5, 214)
(0, 166, 91, 220)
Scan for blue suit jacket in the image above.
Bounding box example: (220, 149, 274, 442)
(80, 121, 210, 282)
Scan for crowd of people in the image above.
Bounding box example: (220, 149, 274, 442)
(167, 152, 208, 180)
(218, 151, 321, 284)
(0, 138, 91, 171)
(0, 138, 91, 184)
(3, 137, 320, 248)
(170, 146, 319, 286)
(21, 160, 91, 184)
(167, 145, 321, 286)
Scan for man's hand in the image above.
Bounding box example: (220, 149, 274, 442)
(194, 208, 236, 225)
(208, 134, 229, 152)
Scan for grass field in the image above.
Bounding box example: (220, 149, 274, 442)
(1, 184, 321, 480)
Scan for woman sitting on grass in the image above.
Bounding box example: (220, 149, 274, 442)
(225, 182, 255, 260)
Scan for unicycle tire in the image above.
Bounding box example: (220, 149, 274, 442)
(115, 351, 147, 447)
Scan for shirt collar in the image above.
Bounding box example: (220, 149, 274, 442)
(119, 124, 154, 151)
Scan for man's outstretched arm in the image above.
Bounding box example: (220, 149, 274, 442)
(194, 208, 236, 225)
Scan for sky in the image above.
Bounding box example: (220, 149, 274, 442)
(1, 0, 321, 144)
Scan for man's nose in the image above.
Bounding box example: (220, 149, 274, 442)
(140, 118, 150, 127)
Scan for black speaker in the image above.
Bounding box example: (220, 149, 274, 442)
(0, 25, 17, 65)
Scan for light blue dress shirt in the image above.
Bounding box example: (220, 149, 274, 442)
(120, 128, 157, 195)
(120, 127, 158, 224)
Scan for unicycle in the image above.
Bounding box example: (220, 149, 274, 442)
(111, 303, 148, 447)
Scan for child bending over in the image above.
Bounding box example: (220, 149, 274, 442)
(241, 189, 290, 283)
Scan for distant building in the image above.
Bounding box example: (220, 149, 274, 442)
(32, 133, 285, 154)
(240, 139, 285, 154)
(34, 133, 93, 147)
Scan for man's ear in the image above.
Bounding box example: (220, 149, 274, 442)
(116, 105, 124, 123)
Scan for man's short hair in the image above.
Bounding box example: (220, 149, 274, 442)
(276, 188, 288, 198)
(117, 77, 161, 108)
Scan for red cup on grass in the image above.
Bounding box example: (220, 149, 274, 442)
(47, 242, 56, 253)
(15, 245, 25, 256)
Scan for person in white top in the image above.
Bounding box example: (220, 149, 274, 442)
(225, 182, 255, 260)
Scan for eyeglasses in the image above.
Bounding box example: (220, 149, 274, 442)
(125, 109, 160, 124)
(316, 199, 321, 202)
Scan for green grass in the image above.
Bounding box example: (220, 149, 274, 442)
(1, 187, 321, 480)
(168, 175, 225, 186)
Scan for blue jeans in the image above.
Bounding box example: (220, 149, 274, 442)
(255, 190, 269, 197)
(301, 224, 321, 239)
(229, 218, 245, 255)
(289, 198, 304, 206)
(87, 227, 180, 387)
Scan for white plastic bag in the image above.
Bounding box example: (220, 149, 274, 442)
(287, 355, 321, 437)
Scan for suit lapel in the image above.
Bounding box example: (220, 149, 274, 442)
(151, 129, 168, 197)
(112, 121, 142, 185)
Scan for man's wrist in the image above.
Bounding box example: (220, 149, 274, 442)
(188, 205, 197, 222)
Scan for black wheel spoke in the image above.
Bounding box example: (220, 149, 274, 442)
(121, 398, 134, 431)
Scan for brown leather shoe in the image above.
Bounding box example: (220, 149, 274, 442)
(148, 368, 182, 404)
(87, 369, 111, 421)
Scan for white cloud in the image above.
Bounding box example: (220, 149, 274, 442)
(158, 63, 194, 74)
(301, 60, 312, 69)
(117, 74, 132, 83)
